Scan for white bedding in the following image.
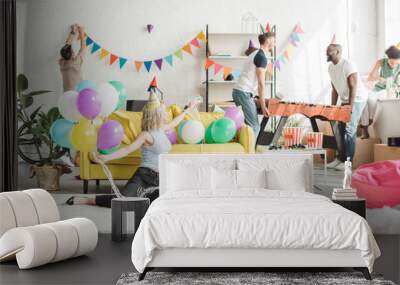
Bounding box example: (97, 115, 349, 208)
(131, 190, 380, 273)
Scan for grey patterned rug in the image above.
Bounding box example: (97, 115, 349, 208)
(116, 271, 395, 285)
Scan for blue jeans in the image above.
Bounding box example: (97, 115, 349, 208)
(343, 101, 366, 161)
(232, 88, 260, 137)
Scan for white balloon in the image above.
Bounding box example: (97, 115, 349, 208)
(181, 120, 205, 144)
(97, 82, 119, 117)
(58, 91, 82, 122)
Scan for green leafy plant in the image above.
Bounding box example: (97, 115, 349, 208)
(17, 74, 68, 165)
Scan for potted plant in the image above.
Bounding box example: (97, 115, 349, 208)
(17, 74, 71, 191)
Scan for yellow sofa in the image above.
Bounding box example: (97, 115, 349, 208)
(79, 105, 254, 193)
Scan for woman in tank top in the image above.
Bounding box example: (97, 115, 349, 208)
(66, 91, 197, 207)
(360, 45, 400, 138)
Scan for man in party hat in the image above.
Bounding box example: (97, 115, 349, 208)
(232, 28, 275, 137)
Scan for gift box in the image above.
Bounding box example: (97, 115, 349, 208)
(283, 127, 303, 148)
(307, 132, 324, 149)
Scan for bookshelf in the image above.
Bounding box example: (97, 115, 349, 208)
(204, 24, 277, 111)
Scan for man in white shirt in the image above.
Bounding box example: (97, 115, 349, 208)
(232, 32, 275, 137)
(326, 44, 368, 170)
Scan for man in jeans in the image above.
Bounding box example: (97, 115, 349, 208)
(232, 32, 275, 138)
(326, 44, 368, 171)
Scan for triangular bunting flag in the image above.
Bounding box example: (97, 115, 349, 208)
(214, 64, 223, 75)
(154, 58, 163, 70)
(144, 61, 152, 72)
(204, 59, 215, 70)
(290, 32, 300, 42)
(91, 42, 101, 54)
(109, 54, 118, 65)
(223, 67, 233, 78)
(99, 49, 109, 60)
(174, 50, 183, 60)
(119, 57, 128, 69)
(190, 38, 201, 48)
(294, 24, 304, 34)
(182, 44, 192, 55)
(274, 60, 281, 71)
(283, 50, 290, 60)
(197, 31, 206, 42)
(266, 23, 271, 33)
(164, 55, 173, 66)
(134, 61, 143, 72)
(86, 36, 94, 46)
(233, 69, 241, 78)
(290, 39, 298, 47)
(267, 63, 273, 75)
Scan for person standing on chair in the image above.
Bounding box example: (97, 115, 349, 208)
(232, 32, 275, 138)
(59, 24, 87, 92)
(326, 44, 368, 171)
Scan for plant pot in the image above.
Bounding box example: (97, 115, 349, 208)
(31, 165, 61, 191)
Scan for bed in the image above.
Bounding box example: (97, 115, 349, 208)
(131, 154, 380, 280)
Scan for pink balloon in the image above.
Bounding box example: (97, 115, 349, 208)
(77, 88, 101, 120)
(97, 120, 124, 150)
(224, 106, 245, 130)
(166, 129, 177, 144)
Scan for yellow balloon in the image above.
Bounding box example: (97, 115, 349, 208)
(70, 118, 97, 152)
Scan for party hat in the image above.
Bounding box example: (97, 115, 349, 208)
(330, 33, 336, 44)
(265, 22, 271, 33)
(248, 40, 255, 49)
(146, 76, 164, 108)
(147, 24, 154, 33)
(148, 75, 158, 91)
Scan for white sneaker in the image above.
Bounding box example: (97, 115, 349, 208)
(327, 159, 341, 169)
(334, 162, 345, 171)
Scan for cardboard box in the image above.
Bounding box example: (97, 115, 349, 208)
(353, 138, 381, 169)
(374, 144, 400, 162)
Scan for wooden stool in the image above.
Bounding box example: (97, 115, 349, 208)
(111, 197, 150, 242)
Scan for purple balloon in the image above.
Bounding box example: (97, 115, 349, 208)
(224, 106, 245, 130)
(77, 88, 101, 120)
(97, 120, 124, 150)
(166, 129, 177, 144)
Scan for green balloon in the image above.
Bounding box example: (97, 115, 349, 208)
(109, 81, 127, 110)
(211, 118, 236, 143)
(205, 121, 215, 144)
(98, 145, 119, 155)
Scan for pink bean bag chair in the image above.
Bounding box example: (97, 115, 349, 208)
(352, 160, 400, 208)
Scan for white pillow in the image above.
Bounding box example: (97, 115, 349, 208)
(212, 168, 237, 190)
(266, 161, 307, 191)
(236, 169, 267, 189)
(167, 163, 212, 191)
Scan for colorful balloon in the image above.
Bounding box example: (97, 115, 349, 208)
(166, 129, 178, 144)
(77, 88, 101, 120)
(97, 82, 119, 117)
(76, 80, 96, 92)
(211, 118, 236, 143)
(97, 120, 124, 150)
(178, 120, 187, 138)
(50, 119, 74, 149)
(205, 121, 215, 144)
(58, 91, 82, 122)
(224, 106, 245, 130)
(109, 80, 127, 110)
(70, 118, 97, 152)
(181, 120, 205, 144)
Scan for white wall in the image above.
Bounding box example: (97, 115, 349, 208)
(17, 0, 378, 111)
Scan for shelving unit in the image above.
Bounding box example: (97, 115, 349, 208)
(204, 24, 277, 111)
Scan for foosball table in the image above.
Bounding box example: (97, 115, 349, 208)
(256, 99, 352, 161)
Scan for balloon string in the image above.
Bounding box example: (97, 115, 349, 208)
(95, 154, 123, 198)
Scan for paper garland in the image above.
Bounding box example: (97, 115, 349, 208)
(204, 23, 304, 76)
(85, 31, 206, 72)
